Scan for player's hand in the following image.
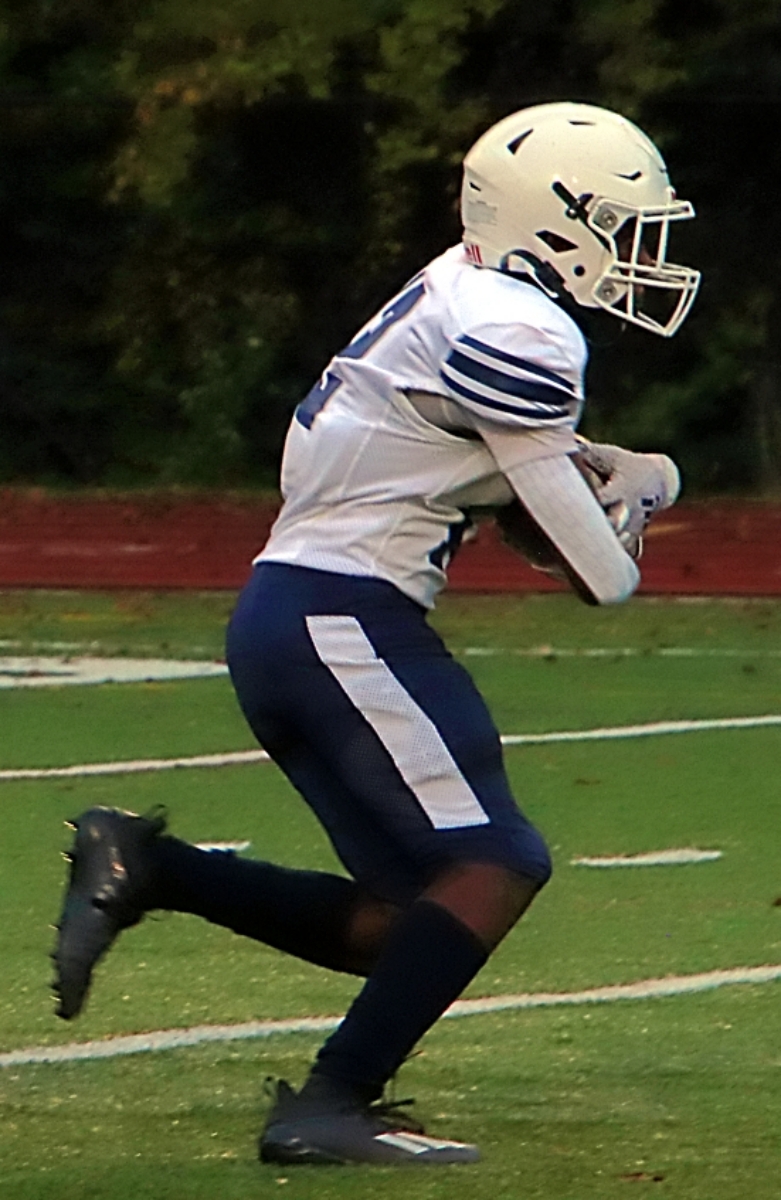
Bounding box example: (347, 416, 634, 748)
(574, 439, 680, 559)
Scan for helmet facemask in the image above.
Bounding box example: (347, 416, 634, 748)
(585, 199, 700, 337)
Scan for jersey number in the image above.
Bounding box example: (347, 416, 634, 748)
(295, 278, 426, 429)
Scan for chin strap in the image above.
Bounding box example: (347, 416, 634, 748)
(500, 249, 568, 300)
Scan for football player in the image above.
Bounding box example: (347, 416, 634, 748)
(53, 101, 699, 1166)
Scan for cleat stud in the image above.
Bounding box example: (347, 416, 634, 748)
(60, 851, 74, 863)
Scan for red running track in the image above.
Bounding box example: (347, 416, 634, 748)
(0, 490, 779, 594)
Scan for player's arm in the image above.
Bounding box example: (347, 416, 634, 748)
(498, 453, 640, 605)
(436, 317, 672, 603)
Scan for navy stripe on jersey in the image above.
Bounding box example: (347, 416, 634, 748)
(458, 334, 577, 393)
(440, 374, 570, 420)
(444, 348, 572, 411)
(440, 334, 577, 421)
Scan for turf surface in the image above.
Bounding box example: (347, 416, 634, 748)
(1, 589, 780, 1196)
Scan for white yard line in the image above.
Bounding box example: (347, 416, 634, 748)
(572, 848, 723, 867)
(0, 749, 269, 781)
(0, 656, 228, 688)
(3, 964, 780, 1068)
(462, 646, 781, 658)
(500, 714, 781, 746)
(2, 714, 780, 782)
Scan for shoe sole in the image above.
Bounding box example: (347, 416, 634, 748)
(260, 1118, 480, 1166)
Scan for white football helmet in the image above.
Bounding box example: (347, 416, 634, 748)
(461, 101, 701, 337)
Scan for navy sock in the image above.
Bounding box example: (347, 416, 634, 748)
(149, 836, 381, 975)
(310, 898, 489, 1099)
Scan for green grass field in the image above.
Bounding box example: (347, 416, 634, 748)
(1, 590, 780, 1198)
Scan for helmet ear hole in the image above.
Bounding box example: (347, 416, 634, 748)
(573, 265, 586, 277)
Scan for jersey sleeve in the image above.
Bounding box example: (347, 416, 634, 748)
(438, 318, 586, 430)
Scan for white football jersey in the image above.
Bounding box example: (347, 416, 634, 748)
(258, 244, 590, 607)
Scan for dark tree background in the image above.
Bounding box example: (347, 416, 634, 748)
(1, 0, 780, 491)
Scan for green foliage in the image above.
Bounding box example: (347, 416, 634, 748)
(2, 0, 781, 487)
(110, 0, 380, 205)
(575, 0, 688, 113)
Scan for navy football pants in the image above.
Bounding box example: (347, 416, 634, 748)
(226, 563, 551, 906)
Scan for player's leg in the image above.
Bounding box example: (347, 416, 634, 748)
(245, 566, 551, 1163)
(53, 563, 548, 1164)
(51, 741, 407, 1021)
(52, 567, 420, 1019)
(145, 719, 409, 975)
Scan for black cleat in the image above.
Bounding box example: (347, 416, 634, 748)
(51, 806, 166, 1020)
(259, 1077, 480, 1166)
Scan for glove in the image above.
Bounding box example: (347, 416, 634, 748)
(574, 438, 680, 559)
